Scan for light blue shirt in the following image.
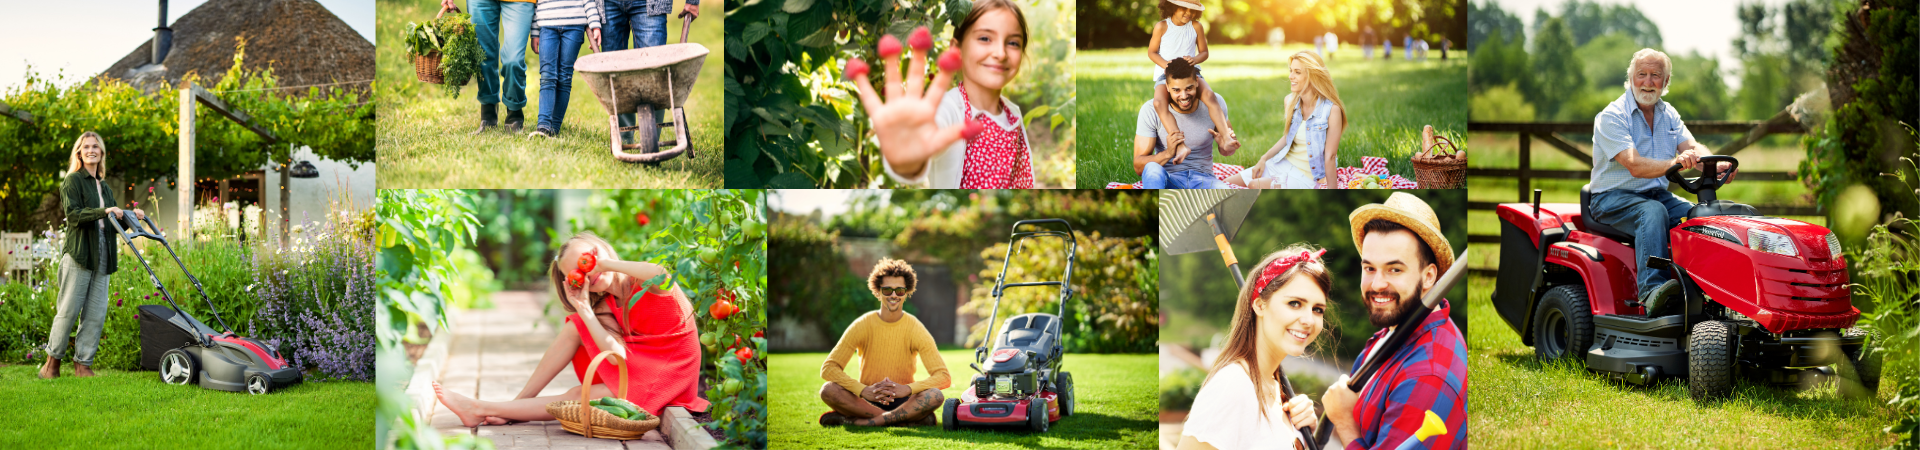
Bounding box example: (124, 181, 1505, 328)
(1591, 90, 1695, 193)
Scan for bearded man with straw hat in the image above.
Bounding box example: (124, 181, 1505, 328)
(1322, 192, 1468, 450)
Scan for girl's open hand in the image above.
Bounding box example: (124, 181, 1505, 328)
(847, 26, 982, 178)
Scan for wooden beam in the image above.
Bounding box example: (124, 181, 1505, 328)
(179, 87, 195, 240)
(1467, 201, 1820, 216)
(0, 101, 33, 125)
(1471, 120, 1806, 135)
(1714, 108, 1799, 156)
(188, 83, 279, 144)
(1468, 168, 1801, 181)
(1537, 133, 1594, 166)
(1518, 133, 1531, 203)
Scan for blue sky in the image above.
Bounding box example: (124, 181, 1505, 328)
(0, 0, 375, 90)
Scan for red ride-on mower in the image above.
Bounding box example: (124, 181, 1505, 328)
(110, 211, 302, 394)
(1491, 155, 1880, 399)
(945, 219, 1076, 432)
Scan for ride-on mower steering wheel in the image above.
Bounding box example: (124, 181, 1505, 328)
(1665, 155, 1738, 194)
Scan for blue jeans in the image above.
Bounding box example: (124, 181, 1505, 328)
(471, 0, 534, 111)
(603, 1, 669, 145)
(536, 25, 587, 132)
(1141, 162, 1229, 189)
(1590, 187, 1694, 293)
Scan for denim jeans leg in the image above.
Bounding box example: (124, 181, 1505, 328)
(470, 0, 504, 106)
(550, 27, 586, 132)
(635, 14, 669, 147)
(1593, 190, 1674, 293)
(603, 1, 637, 143)
(1140, 162, 1169, 189)
(537, 26, 562, 130)
(498, 3, 535, 111)
(1651, 188, 1695, 224)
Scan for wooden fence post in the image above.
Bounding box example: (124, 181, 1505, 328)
(1518, 132, 1532, 203)
(178, 85, 195, 240)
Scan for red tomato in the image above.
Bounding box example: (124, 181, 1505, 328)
(734, 347, 753, 364)
(635, 212, 650, 227)
(566, 272, 585, 288)
(578, 251, 597, 273)
(753, 330, 765, 338)
(710, 299, 735, 320)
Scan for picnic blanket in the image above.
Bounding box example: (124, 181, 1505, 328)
(1105, 157, 1420, 189)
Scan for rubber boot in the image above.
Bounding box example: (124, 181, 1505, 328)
(471, 103, 497, 135)
(1639, 279, 1681, 317)
(504, 109, 525, 133)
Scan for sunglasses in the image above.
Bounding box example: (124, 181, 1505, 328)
(878, 287, 910, 296)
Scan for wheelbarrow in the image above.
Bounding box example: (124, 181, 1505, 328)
(578, 13, 707, 164)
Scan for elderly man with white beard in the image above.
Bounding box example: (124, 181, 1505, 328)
(1586, 48, 1738, 316)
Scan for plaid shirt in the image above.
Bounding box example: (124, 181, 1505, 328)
(1345, 299, 1468, 450)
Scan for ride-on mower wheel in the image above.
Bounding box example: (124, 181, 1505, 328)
(1058, 372, 1075, 417)
(942, 398, 959, 431)
(1029, 397, 1049, 432)
(1688, 320, 1736, 400)
(1838, 327, 1883, 399)
(160, 349, 197, 385)
(247, 373, 272, 395)
(1533, 285, 1593, 361)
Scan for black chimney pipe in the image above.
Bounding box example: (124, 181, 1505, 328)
(152, 0, 172, 64)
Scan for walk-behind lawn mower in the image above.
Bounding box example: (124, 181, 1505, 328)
(944, 219, 1077, 432)
(1491, 155, 1880, 399)
(110, 211, 302, 394)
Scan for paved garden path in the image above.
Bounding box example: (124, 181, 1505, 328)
(430, 291, 671, 450)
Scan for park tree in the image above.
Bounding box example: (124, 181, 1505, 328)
(1528, 17, 1585, 120)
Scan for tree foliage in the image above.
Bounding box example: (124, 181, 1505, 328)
(0, 38, 373, 232)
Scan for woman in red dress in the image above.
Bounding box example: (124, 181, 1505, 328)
(436, 232, 709, 426)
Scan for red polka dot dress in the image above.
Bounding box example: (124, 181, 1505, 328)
(956, 82, 1035, 189)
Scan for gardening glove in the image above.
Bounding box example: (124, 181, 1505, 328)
(847, 26, 978, 180)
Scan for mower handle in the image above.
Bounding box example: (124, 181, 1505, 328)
(975, 219, 1079, 367)
(1665, 155, 1737, 196)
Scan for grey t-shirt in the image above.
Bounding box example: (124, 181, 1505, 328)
(1136, 93, 1229, 174)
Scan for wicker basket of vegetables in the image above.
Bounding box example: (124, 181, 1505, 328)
(405, 6, 479, 95)
(545, 351, 661, 440)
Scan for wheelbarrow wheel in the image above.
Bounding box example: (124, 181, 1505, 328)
(611, 108, 663, 166)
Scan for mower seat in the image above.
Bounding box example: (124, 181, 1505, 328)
(1689, 200, 1758, 219)
(1581, 185, 1637, 246)
(996, 313, 1061, 358)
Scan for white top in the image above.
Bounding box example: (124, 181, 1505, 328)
(883, 87, 1030, 188)
(1182, 361, 1300, 450)
(1154, 19, 1200, 80)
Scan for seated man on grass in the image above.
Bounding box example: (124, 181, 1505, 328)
(1134, 57, 1232, 189)
(818, 258, 950, 427)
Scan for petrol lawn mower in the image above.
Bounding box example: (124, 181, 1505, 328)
(111, 211, 302, 394)
(944, 219, 1077, 432)
(1491, 155, 1880, 399)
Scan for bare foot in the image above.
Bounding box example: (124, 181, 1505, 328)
(38, 357, 59, 379)
(433, 382, 487, 427)
(73, 363, 97, 378)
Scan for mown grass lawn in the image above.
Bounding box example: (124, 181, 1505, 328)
(768, 350, 1157, 449)
(375, 0, 723, 188)
(1466, 274, 1900, 448)
(0, 364, 373, 449)
(1075, 45, 1467, 188)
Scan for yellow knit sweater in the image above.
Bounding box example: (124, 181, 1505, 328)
(821, 311, 952, 395)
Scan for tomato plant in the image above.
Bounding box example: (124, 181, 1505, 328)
(569, 190, 767, 449)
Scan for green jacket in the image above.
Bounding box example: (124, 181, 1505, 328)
(60, 169, 119, 275)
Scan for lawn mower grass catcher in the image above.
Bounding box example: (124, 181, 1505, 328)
(944, 219, 1077, 432)
(1491, 156, 1879, 400)
(112, 211, 301, 394)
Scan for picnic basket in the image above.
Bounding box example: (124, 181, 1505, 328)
(1411, 125, 1466, 189)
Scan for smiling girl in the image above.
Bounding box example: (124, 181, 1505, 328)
(846, 0, 1036, 189)
(1178, 245, 1332, 450)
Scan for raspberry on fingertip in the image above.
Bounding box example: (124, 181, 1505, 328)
(909, 26, 933, 51)
(962, 118, 984, 140)
(845, 59, 870, 79)
(938, 50, 962, 72)
(878, 34, 902, 58)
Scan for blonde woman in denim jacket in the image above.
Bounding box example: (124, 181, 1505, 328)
(1228, 51, 1346, 189)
